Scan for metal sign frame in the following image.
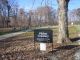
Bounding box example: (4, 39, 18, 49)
(34, 29, 53, 54)
(34, 29, 53, 43)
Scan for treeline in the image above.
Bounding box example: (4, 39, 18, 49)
(0, 0, 57, 28)
(0, 0, 80, 28)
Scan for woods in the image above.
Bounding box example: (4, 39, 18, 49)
(0, 0, 57, 28)
(0, 0, 80, 28)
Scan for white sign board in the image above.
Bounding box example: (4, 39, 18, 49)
(40, 43, 46, 51)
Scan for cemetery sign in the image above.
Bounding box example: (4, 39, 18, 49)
(34, 29, 53, 43)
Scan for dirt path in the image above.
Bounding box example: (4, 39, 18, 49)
(0, 31, 28, 40)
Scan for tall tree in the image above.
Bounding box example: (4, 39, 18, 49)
(28, 10, 33, 29)
(0, 0, 10, 27)
(75, 8, 80, 24)
(57, 0, 70, 43)
(7, 4, 11, 27)
(36, 6, 55, 26)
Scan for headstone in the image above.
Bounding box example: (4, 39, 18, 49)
(71, 22, 73, 26)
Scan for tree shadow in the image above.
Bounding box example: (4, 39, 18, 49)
(49, 45, 79, 53)
(0, 36, 33, 49)
(47, 37, 80, 54)
(70, 37, 80, 42)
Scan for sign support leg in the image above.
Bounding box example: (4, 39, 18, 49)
(52, 42, 53, 54)
(34, 39, 36, 59)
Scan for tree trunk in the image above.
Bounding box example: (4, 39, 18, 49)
(28, 12, 32, 29)
(57, 0, 70, 43)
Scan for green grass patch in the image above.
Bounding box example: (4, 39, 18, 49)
(68, 25, 80, 38)
(23, 32, 34, 37)
(0, 32, 9, 35)
(75, 25, 80, 32)
(52, 25, 79, 38)
(68, 26, 77, 38)
(0, 30, 22, 35)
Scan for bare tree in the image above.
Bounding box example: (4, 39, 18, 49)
(7, 4, 11, 27)
(74, 8, 80, 24)
(57, 0, 70, 43)
(34, 6, 56, 26)
(68, 9, 78, 25)
(0, 0, 10, 28)
(28, 10, 33, 29)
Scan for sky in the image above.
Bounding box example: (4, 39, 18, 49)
(17, 0, 80, 11)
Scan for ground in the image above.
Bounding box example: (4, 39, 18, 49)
(0, 25, 80, 60)
(0, 32, 80, 60)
